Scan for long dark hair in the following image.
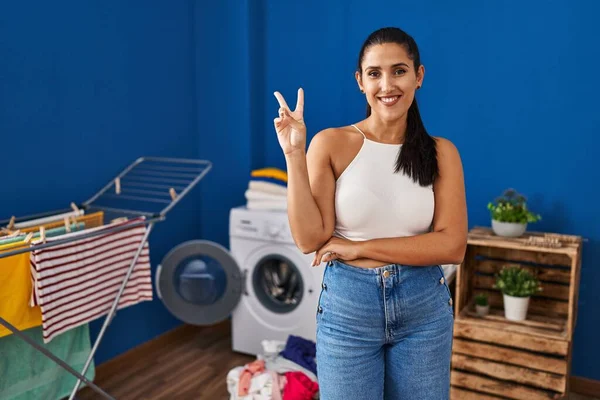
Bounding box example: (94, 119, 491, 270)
(357, 27, 438, 187)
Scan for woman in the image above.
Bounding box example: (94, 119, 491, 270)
(273, 27, 467, 400)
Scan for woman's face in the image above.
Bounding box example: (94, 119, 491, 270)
(356, 43, 424, 122)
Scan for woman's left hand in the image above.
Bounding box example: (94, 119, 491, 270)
(312, 236, 360, 266)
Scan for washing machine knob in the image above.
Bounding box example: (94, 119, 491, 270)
(267, 223, 280, 238)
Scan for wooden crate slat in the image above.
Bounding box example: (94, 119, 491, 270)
(464, 307, 565, 332)
(452, 338, 567, 375)
(476, 289, 569, 317)
(455, 311, 567, 341)
(451, 370, 562, 400)
(474, 259, 571, 284)
(452, 353, 567, 392)
(473, 246, 573, 267)
(451, 386, 505, 400)
(473, 274, 570, 301)
(456, 246, 475, 315)
(567, 253, 582, 340)
(454, 323, 569, 356)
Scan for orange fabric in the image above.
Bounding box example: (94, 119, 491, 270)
(19, 212, 104, 233)
(0, 212, 104, 337)
(0, 242, 41, 338)
(238, 359, 266, 396)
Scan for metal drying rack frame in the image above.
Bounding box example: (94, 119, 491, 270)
(0, 156, 212, 400)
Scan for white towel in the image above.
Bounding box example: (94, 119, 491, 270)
(249, 181, 287, 196)
(247, 200, 287, 211)
(30, 217, 153, 343)
(245, 189, 286, 202)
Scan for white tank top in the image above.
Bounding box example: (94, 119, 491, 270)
(333, 125, 435, 241)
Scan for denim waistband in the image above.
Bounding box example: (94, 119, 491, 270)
(329, 259, 414, 275)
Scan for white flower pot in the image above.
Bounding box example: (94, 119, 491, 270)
(503, 294, 530, 321)
(475, 304, 489, 317)
(492, 220, 527, 237)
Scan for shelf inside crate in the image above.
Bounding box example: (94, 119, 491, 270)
(457, 302, 568, 340)
(467, 226, 581, 256)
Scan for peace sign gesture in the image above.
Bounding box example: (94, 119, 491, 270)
(273, 88, 306, 155)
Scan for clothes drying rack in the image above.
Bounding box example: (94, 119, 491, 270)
(0, 156, 212, 400)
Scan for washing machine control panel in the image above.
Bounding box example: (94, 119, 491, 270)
(229, 207, 293, 244)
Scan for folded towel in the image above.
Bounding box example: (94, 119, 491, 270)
(251, 168, 288, 183)
(0, 324, 95, 400)
(245, 189, 286, 202)
(247, 200, 287, 211)
(250, 176, 287, 187)
(249, 181, 288, 196)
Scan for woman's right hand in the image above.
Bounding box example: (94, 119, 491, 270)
(273, 88, 306, 155)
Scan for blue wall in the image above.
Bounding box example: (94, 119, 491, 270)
(0, 1, 202, 365)
(1, 0, 598, 383)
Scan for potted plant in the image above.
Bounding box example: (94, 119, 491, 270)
(494, 265, 542, 321)
(487, 188, 541, 237)
(474, 293, 489, 317)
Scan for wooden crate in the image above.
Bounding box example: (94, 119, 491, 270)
(450, 227, 583, 400)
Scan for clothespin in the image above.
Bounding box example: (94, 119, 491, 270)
(169, 188, 177, 201)
(23, 232, 34, 244)
(111, 217, 128, 224)
(64, 217, 71, 233)
(115, 177, 121, 194)
(70, 202, 80, 213)
(8, 229, 21, 238)
(7, 216, 15, 231)
(39, 226, 46, 243)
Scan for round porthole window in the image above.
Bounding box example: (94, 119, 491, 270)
(174, 255, 228, 306)
(252, 254, 304, 314)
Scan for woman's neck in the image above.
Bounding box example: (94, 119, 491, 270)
(364, 114, 407, 144)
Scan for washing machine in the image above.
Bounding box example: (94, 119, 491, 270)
(155, 206, 324, 357)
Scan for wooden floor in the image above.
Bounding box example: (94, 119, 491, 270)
(77, 321, 254, 399)
(76, 320, 600, 400)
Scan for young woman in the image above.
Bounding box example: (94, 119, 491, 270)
(273, 27, 467, 400)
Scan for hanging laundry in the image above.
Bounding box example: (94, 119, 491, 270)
(0, 243, 42, 338)
(282, 371, 319, 400)
(30, 217, 153, 343)
(19, 212, 104, 233)
(0, 212, 104, 338)
(0, 324, 95, 400)
(12, 209, 84, 230)
(0, 223, 83, 246)
(280, 335, 317, 376)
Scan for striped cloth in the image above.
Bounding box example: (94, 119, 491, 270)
(30, 217, 153, 343)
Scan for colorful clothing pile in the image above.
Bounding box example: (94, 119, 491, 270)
(227, 335, 319, 400)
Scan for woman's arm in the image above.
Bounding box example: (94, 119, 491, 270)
(286, 130, 336, 254)
(273, 90, 336, 254)
(312, 137, 467, 266)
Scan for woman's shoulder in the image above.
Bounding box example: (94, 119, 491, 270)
(433, 136, 460, 155)
(310, 125, 364, 148)
(432, 136, 463, 167)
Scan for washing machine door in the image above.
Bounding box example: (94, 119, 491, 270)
(155, 240, 243, 326)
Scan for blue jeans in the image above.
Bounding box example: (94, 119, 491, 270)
(315, 260, 454, 400)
